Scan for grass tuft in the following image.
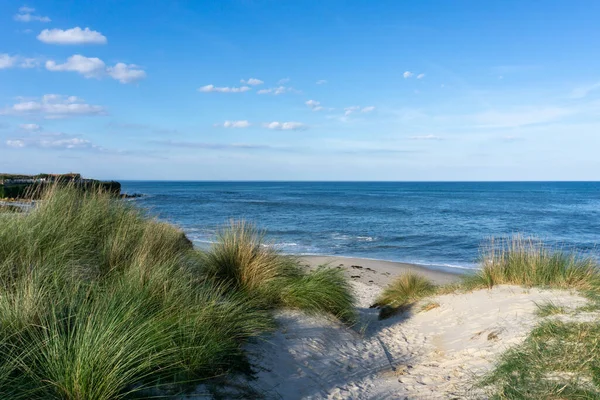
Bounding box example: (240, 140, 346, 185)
(465, 236, 600, 290)
(0, 185, 354, 397)
(373, 272, 436, 319)
(471, 236, 600, 398)
(203, 222, 356, 322)
(535, 301, 566, 317)
(278, 267, 357, 324)
(480, 320, 600, 399)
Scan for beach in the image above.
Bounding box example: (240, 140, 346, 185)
(236, 256, 594, 399)
(300, 255, 462, 287)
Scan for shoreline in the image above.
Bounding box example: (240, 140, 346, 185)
(300, 255, 463, 287)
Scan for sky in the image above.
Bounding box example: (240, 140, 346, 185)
(1, 0, 600, 181)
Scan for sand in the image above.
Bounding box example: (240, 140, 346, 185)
(300, 255, 462, 287)
(239, 257, 590, 399)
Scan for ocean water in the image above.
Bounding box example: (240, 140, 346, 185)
(120, 181, 600, 274)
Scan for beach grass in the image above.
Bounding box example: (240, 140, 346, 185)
(371, 236, 600, 397)
(465, 236, 600, 291)
(202, 221, 356, 323)
(534, 301, 566, 317)
(471, 236, 600, 398)
(373, 272, 436, 318)
(0, 185, 354, 398)
(481, 320, 600, 399)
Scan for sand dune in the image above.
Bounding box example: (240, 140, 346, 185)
(242, 258, 589, 399)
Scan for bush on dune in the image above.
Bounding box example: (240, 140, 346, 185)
(202, 221, 356, 323)
(0, 185, 355, 398)
(466, 236, 600, 290)
(469, 236, 600, 398)
(278, 267, 356, 323)
(372, 272, 436, 319)
(0, 186, 272, 398)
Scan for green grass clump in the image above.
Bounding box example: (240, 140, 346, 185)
(277, 267, 356, 323)
(481, 320, 600, 399)
(202, 222, 356, 323)
(202, 221, 299, 293)
(0, 185, 355, 398)
(373, 272, 436, 319)
(469, 236, 600, 398)
(466, 236, 600, 290)
(535, 301, 566, 317)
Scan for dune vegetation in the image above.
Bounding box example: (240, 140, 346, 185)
(375, 235, 600, 399)
(0, 185, 355, 399)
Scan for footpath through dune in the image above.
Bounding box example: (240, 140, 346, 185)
(242, 280, 588, 399)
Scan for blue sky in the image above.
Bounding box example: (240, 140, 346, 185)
(1, 0, 600, 180)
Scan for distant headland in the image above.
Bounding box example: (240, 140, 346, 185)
(0, 173, 121, 199)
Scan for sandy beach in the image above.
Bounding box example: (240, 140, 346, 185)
(300, 255, 462, 287)
(233, 256, 592, 399)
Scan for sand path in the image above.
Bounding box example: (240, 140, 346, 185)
(243, 257, 589, 399)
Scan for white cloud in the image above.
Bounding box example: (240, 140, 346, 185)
(361, 106, 375, 113)
(222, 120, 251, 128)
(198, 85, 251, 93)
(0, 54, 18, 69)
(570, 82, 600, 99)
(417, 73, 425, 79)
(409, 135, 442, 140)
(471, 107, 575, 128)
(277, 78, 290, 85)
(1, 95, 106, 118)
(0, 54, 39, 69)
(45, 55, 146, 83)
(316, 79, 327, 85)
(263, 121, 307, 131)
(341, 105, 375, 118)
(305, 100, 323, 111)
(19, 123, 41, 131)
(6, 140, 25, 148)
(240, 78, 263, 86)
(37, 27, 107, 45)
(344, 106, 360, 116)
(19, 57, 39, 68)
(6, 133, 97, 150)
(107, 63, 146, 83)
(14, 6, 50, 22)
(257, 86, 296, 95)
(403, 71, 413, 78)
(46, 55, 105, 78)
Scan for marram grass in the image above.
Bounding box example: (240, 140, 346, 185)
(0, 185, 355, 398)
(466, 236, 600, 290)
(472, 236, 600, 398)
(202, 221, 356, 323)
(374, 272, 436, 309)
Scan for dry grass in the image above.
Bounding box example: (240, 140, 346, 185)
(466, 236, 600, 290)
(373, 272, 436, 319)
(420, 301, 440, 312)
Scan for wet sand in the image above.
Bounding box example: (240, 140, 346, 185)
(300, 255, 463, 287)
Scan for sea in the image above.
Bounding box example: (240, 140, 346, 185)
(120, 181, 600, 274)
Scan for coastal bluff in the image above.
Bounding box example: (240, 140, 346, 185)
(0, 173, 121, 199)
